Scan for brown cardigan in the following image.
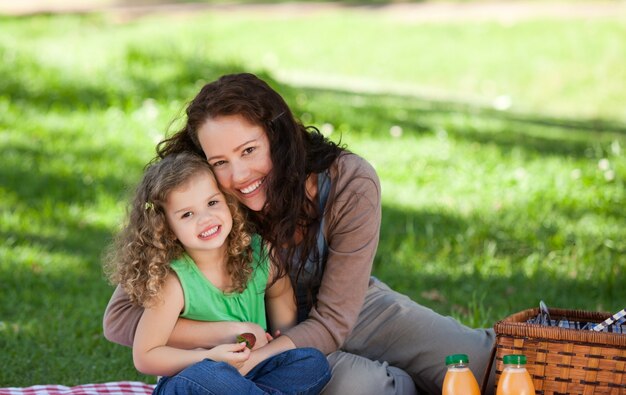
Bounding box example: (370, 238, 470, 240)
(102, 152, 381, 355)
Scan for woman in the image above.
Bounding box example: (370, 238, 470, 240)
(104, 73, 496, 395)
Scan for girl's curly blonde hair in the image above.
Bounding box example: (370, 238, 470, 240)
(104, 152, 253, 307)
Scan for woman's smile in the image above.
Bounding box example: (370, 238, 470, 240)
(198, 114, 273, 212)
(239, 177, 265, 195)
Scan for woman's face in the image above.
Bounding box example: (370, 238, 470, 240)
(197, 114, 273, 212)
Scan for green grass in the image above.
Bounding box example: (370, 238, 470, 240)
(1, 8, 625, 386)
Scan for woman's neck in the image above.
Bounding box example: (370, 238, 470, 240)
(305, 172, 319, 203)
(293, 173, 319, 244)
(258, 172, 318, 221)
(255, 172, 320, 247)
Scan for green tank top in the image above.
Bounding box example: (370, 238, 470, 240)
(170, 234, 269, 330)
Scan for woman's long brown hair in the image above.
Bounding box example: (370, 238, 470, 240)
(157, 73, 343, 291)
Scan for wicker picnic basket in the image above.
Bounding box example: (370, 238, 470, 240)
(483, 308, 626, 394)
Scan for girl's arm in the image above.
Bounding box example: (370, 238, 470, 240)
(168, 319, 268, 350)
(132, 274, 250, 376)
(104, 285, 266, 350)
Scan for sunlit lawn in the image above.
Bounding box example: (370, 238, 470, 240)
(0, 8, 624, 386)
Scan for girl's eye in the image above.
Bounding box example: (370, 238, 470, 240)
(181, 212, 192, 219)
(243, 147, 255, 155)
(208, 200, 218, 207)
(211, 160, 226, 167)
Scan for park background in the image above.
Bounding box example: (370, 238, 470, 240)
(1, 0, 625, 386)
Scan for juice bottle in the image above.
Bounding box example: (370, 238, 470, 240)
(496, 354, 535, 395)
(442, 354, 481, 395)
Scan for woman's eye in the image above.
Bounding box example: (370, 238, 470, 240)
(211, 160, 226, 167)
(181, 212, 192, 219)
(208, 200, 218, 207)
(243, 147, 255, 155)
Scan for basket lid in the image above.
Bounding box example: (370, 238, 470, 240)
(494, 308, 626, 347)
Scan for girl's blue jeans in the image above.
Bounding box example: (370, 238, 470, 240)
(153, 347, 330, 395)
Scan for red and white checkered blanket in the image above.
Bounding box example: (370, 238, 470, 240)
(0, 382, 155, 395)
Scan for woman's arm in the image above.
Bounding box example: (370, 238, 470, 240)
(239, 334, 296, 376)
(103, 284, 266, 350)
(283, 154, 382, 355)
(265, 266, 297, 335)
(232, 257, 298, 375)
(103, 285, 143, 347)
(132, 274, 251, 376)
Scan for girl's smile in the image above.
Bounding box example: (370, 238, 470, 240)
(164, 170, 232, 259)
(198, 224, 221, 240)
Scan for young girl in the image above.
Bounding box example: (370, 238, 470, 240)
(104, 152, 330, 395)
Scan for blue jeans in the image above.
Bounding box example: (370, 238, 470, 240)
(153, 347, 331, 395)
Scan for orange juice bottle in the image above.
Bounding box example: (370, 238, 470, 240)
(496, 354, 535, 395)
(442, 354, 481, 395)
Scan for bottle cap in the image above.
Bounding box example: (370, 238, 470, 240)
(503, 354, 527, 365)
(445, 354, 469, 365)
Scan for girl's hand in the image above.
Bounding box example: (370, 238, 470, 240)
(237, 323, 268, 349)
(207, 342, 251, 370)
(241, 322, 267, 350)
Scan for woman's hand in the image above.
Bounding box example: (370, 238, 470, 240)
(237, 348, 261, 376)
(207, 342, 251, 370)
(265, 330, 281, 343)
(238, 332, 281, 375)
(237, 334, 296, 376)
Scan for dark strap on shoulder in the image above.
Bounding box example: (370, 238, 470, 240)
(316, 170, 331, 257)
(293, 171, 332, 323)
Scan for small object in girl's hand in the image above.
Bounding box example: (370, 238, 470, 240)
(236, 332, 256, 349)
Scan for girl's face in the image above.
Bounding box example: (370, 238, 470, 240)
(197, 114, 273, 212)
(164, 171, 233, 256)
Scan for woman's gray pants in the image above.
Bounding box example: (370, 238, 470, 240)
(321, 277, 496, 395)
